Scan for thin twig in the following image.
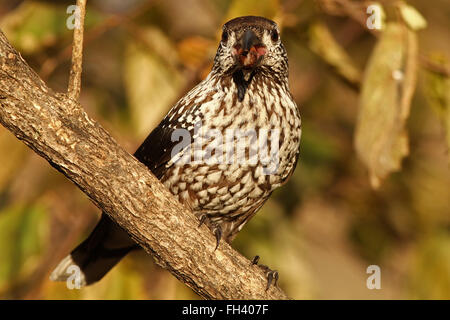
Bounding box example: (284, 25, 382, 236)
(67, 0, 87, 100)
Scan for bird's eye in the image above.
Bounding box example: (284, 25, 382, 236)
(221, 30, 229, 43)
(271, 29, 279, 42)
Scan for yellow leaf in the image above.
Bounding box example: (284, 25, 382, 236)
(355, 23, 419, 188)
(398, 3, 427, 31)
(410, 233, 450, 299)
(123, 28, 185, 138)
(309, 22, 362, 86)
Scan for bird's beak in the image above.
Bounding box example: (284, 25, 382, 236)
(232, 29, 266, 69)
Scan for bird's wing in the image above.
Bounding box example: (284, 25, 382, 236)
(133, 104, 200, 180)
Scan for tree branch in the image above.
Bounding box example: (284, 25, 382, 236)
(0, 30, 290, 300)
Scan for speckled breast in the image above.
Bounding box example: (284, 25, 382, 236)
(160, 72, 301, 230)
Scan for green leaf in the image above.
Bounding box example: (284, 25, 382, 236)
(355, 23, 419, 188)
(0, 205, 49, 289)
(0, 2, 70, 54)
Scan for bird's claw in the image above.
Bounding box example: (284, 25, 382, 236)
(213, 225, 222, 251)
(265, 269, 279, 291)
(251, 255, 278, 291)
(198, 214, 207, 227)
(197, 215, 223, 250)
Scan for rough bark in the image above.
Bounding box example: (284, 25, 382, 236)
(0, 30, 290, 300)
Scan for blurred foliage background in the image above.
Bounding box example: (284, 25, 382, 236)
(0, 0, 449, 299)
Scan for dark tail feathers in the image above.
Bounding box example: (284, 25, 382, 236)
(50, 214, 138, 286)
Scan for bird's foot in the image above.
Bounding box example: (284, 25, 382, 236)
(198, 214, 222, 251)
(251, 255, 279, 291)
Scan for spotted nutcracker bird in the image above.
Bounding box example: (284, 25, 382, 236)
(51, 16, 301, 288)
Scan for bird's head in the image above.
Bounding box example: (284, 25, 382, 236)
(213, 16, 288, 78)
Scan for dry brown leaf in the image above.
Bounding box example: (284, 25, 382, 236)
(177, 36, 215, 70)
